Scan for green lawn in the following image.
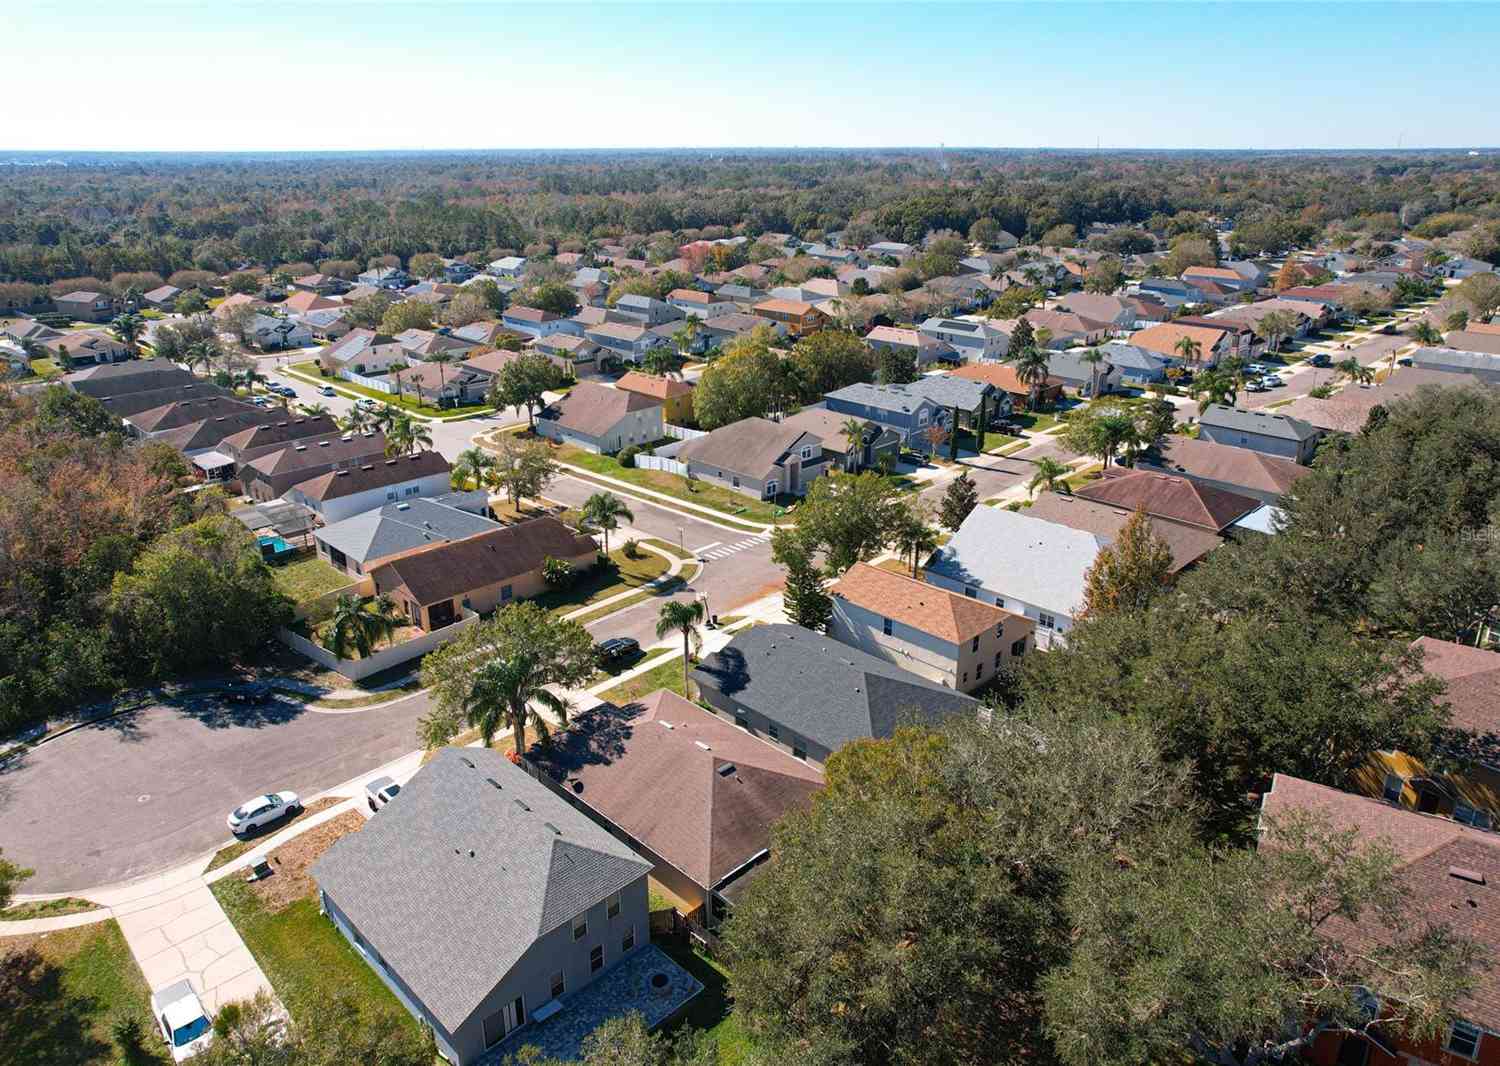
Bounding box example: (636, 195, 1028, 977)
(532, 547, 671, 618)
(1010, 411, 1061, 433)
(211, 878, 417, 1034)
(270, 554, 354, 604)
(287, 361, 491, 418)
(3, 896, 100, 920)
(598, 653, 691, 703)
(551, 443, 782, 526)
(0, 919, 164, 1066)
(30, 357, 63, 379)
(659, 939, 761, 1065)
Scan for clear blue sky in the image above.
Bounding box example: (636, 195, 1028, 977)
(9, 1, 1496, 151)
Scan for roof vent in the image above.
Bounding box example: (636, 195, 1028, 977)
(459, 756, 475, 768)
(485, 777, 502, 790)
(319, 440, 330, 447)
(658, 721, 674, 730)
(396, 502, 410, 510)
(1450, 866, 1487, 885)
(294, 444, 306, 451)
(386, 458, 397, 465)
(695, 741, 711, 751)
(717, 763, 737, 776)
(513, 798, 531, 813)
(543, 821, 562, 835)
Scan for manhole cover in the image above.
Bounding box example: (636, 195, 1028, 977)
(137, 794, 151, 804)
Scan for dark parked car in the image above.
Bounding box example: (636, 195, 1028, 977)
(1308, 353, 1331, 367)
(595, 637, 640, 665)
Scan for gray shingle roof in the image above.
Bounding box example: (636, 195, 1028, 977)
(691, 624, 980, 755)
(314, 495, 499, 565)
(904, 374, 992, 411)
(824, 381, 939, 416)
(1198, 404, 1321, 442)
(925, 505, 1107, 617)
(311, 748, 651, 1033)
(1411, 346, 1500, 372)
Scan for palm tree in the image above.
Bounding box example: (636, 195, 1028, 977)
(369, 594, 402, 649)
(1193, 369, 1237, 414)
(581, 492, 634, 555)
(672, 319, 700, 364)
(1028, 457, 1071, 497)
(892, 506, 939, 578)
(185, 338, 217, 376)
(461, 653, 570, 753)
(1005, 345, 1054, 410)
(451, 446, 497, 491)
(391, 364, 407, 403)
(300, 402, 330, 419)
(1079, 346, 1106, 399)
(428, 351, 455, 399)
(385, 415, 433, 457)
(111, 312, 144, 356)
(1174, 334, 1203, 368)
(338, 406, 371, 435)
(322, 595, 380, 660)
(656, 599, 705, 697)
(1409, 320, 1442, 346)
(1335, 357, 1374, 386)
(840, 417, 868, 469)
(642, 346, 679, 378)
(372, 403, 403, 434)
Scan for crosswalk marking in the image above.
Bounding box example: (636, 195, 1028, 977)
(692, 541, 723, 554)
(698, 536, 768, 561)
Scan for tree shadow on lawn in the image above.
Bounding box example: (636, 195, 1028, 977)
(0, 948, 115, 1066)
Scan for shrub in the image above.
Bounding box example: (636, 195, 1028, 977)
(618, 444, 641, 468)
(541, 555, 574, 589)
(622, 538, 642, 559)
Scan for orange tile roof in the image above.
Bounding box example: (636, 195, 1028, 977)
(1128, 322, 1228, 358)
(950, 362, 1063, 396)
(829, 562, 1026, 644)
(615, 371, 693, 400)
(753, 298, 815, 316)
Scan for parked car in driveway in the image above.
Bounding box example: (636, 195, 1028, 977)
(151, 979, 213, 1061)
(595, 636, 640, 665)
(226, 791, 301, 836)
(365, 776, 401, 812)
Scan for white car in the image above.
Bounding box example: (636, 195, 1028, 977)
(226, 791, 301, 836)
(365, 776, 401, 812)
(152, 979, 214, 1061)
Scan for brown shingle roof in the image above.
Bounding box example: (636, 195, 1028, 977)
(1274, 370, 1476, 435)
(372, 516, 596, 605)
(615, 371, 693, 401)
(1024, 493, 1221, 574)
(829, 562, 1024, 644)
(504, 306, 557, 323)
(1074, 469, 1259, 532)
(526, 690, 824, 889)
(1414, 637, 1500, 736)
(289, 451, 450, 502)
(675, 417, 813, 481)
(544, 381, 659, 437)
(1261, 773, 1500, 1030)
(246, 432, 387, 476)
(1144, 435, 1312, 496)
(283, 291, 337, 314)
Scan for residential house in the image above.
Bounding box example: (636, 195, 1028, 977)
(393, 328, 475, 361)
(1260, 773, 1500, 1066)
(699, 312, 784, 347)
(1020, 308, 1109, 348)
(312, 748, 656, 1066)
(142, 284, 182, 310)
(918, 317, 1010, 362)
(802, 243, 857, 265)
(1083, 341, 1170, 388)
(615, 372, 694, 424)
(53, 290, 115, 322)
(822, 381, 949, 451)
(903, 374, 997, 438)
(866, 240, 914, 261)
(212, 293, 265, 320)
(1137, 434, 1312, 505)
(98, 381, 234, 419)
(1044, 349, 1123, 396)
(238, 432, 389, 500)
(1410, 345, 1500, 385)
(371, 516, 598, 629)
(1221, 260, 1269, 287)
(284, 451, 454, 524)
(486, 255, 528, 278)
(1182, 265, 1258, 293)
(1176, 313, 1261, 359)
(751, 298, 820, 338)
(1274, 368, 1476, 437)
(776, 405, 901, 472)
(3, 319, 64, 348)
(666, 288, 738, 320)
(450, 321, 508, 347)
(122, 396, 261, 439)
(46, 329, 130, 365)
(530, 333, 599, 369)
(398, 361, 489, 407)
(583, 321, 668, 364)
(502, 307, 574, 339)
(65, 357, 196, 399)
(526, 689, 823, 924)
(924, 505, 1107, 645)
(535, 381, 664, 454)
(611, 295, 683, 327)
(355, 266, 411, 290)
(320, 329, 408, 376)
(1432, 257, 1496, 280)
(1123, 293, 1173, 327)
(314, 492, 497, 577)
(1443, 331, 1500, 358)
(865, 325, 958, 367)
(1073, 468, 1261, 533)
(1025, 493, 1221, 574)
(692, 623, 982, 769)
(283, 290, 339, 315)
(1129, 322, 1232, 367)
(247, 314, 313, 351)
(829, 563, 1034, 693)
(295, 308, 353, 340)
(291, 273, 344, 295)
(1197, 404, 1323, 464)
(1057, 292, 1139, 331)
(675, 416, 830, 499)
(922, 275, 995, 315)
(950, 361, 1063, 410)
(441, 258, 477, 283)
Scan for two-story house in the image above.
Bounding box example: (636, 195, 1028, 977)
(822, 382, 948, 451)
(917, 317, 1010, 362)
(1197, 404, 1323, 464)
(611, 294, 684, 327)
(751, 298, 821, 338)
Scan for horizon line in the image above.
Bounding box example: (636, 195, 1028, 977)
(1, 145, 1497, 156)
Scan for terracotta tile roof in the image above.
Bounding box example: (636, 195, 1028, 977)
(526, 690, 824, 890)
(615, 371, 693, 400)
(1414, 637, 1500, 736)
(543, 380, 659, 437)
(372, 516, 596, 605)
(1024, 493, 1221, 574)
(1260, 773, 1500, 1030)
(1182, 265, 1245, 282)
(1074, 469, 1259, 532)
(1144, 435, 1312, 496)
(753, 298, 816, 316)
(950, 362, 1063, 396)
(1128, 322, 1228, 358)
(283, 291, 337, 314)
(830, 562, 1023, 645)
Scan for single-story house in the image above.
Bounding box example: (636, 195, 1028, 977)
(535, 381, 664, 455)
(283, 451, 454, 524)
(829, 562, 1035, 693)
(292, 273, 344, 295)
(45, 329, 130, 365)
(866, 240, 914, 261)
(1440, 331, 1500, 357)
(1057, 292, 1138, 330)
(1072, 468, 1261, 534)
(699, 312, 784, 346)
(283, 290, 339, 315)
(525, 689, 824, 925)
(615, 372, 694, 424)
(64, 357, 196, 399)
(502, 307, 574, 339)
(1409, 345, 1500, 385)
(450, 321, 508, 347)
(142, 284, 183, 310)
(1019, 308, 1110, 349)
(371, 516, 597, 630)
(1128, 322, 1232, 366)
(398, 362, 489, 407)
(675, 416, 830, 499)
(1024, 492, 1220, 573)
(487, 255, 528, 278)
(1181, 265, 1258, 293)
(311, 748, 657, 1066)
(1084, 342, 1171, 388)
(1136, 434, 1312, 505)
(583, 321, 668, 364)
(692, 623, 983, 770)
(355, 266, 411, 289)
(393, 328, 475, 361)
(248, 314, 313, 351)
(295, 308, 353, 340)
(866, 325, 958, 367)
(320, 330, 409, 376)
(776, 404, 901, 472)
(1197, 404, 1322, 464)
(924, 505, 1107, 646)
(314, 492, 497, 577)
(531, 332, 600, 368)
(1043, 349, 1122, 396)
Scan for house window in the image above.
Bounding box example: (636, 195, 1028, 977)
(501, 584, 513, 602)
(731, 475, 740, 488)
(734, 715, 748, 730)
(917, 411, 929, 426)
(971, 635, 980, 653)
(882, 617, 893, 636)
(767, 723, 779, 741)
(995, 652, 1003, 668)
(1038, 612, 1057, 630)
(590, 945, 604, 973)
(622, 926, 636, 953)
(964, 585, 978, 599)
(1011, 638, 1027, 657)
(766, 480, 778, 496)
(1455, 804, 1493, 830)
(550, 971, 565, 999)
(961, 672, 968, 684)
(1380, 773, 1404, 803)
(792, 742, 807, 761)
(606, 892, 620, 920)
(572, 914, 587, 941)
(1446, 1020, 1482, 1060)
(800, 447, 812, 460)
(976, 662, 984, 680)
(386, 491, 397, 500)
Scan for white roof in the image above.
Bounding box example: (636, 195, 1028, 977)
(925, 505, 1108, 617)
(190, 450, 235, 470)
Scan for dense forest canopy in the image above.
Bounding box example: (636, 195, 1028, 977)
(3, 149, 1499, 284)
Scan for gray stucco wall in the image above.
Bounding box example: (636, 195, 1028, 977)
(1198, 425, 1314, 463)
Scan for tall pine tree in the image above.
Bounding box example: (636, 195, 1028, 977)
(939, 471, 979, 531)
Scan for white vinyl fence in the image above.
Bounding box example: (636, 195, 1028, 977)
(634, 454, 688, 476)
(277, 607, 480, 681)
(663, 423, 706, 441)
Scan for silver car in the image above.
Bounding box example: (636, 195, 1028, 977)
(226, 791, 301, 836)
